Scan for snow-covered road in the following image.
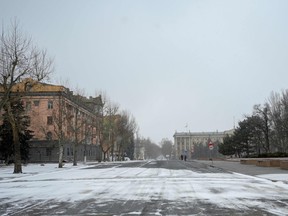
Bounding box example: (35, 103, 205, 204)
(1, 160, 288, 215)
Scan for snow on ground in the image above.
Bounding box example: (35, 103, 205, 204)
(257, 174, 288, 183)
(1, 161, 288, 215)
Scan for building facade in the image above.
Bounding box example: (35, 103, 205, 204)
(1, 79, 103, 162)
(173, 129, 234, 159)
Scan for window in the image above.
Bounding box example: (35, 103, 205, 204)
(46, 131, 52, 140)
(34, 100, 40, 106)
(46, 148, 52, 156)
(26, 101, 31, 111)
(48, 101, 53, 109)
(47, 116, 53, 125)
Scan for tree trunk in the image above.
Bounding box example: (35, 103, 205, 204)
(103, 151, 106, 161)
(13, 133, 22, 173)
(73, 143, 77, 166)
(73, 109, 78, 166)
(117, 144, 122, 161)
(58, 140, 63, 168)
(7, 103, 22, 173)
(111, 135, 115, 161)
(58, 96, 64, 168)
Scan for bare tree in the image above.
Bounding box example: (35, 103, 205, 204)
(69, 95, 85, 166)
(52, 94, 68, 168)
(34, 96, 66, 167)
(0, 20, 53, 173)
(102, 101, 119, 161)
(93, 91, 118, 161)
(268, 91, 288, 152)
(253, 104, 271, 153)
(115, 110, 137, 160)
(140, 137, 161, 159)
(160, 138, 173, 158)
(64, 87, 94, 166)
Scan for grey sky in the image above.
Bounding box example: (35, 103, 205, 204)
(1, 0, 288, 144)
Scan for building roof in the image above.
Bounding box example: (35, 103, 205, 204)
(0, 78, 67, 93)
(174, 129, 234, 137)
(0, 78, 103, 115)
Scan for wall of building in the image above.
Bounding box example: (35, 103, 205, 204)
(14, 80, 103, 163)
(173, 130, 234, 159)
(29, 141, 101, 163)
(24, 95, 58, 140)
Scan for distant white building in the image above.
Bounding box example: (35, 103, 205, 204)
(173, 129, 234, 159)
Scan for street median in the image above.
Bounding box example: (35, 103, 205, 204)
(280, 161, 288, 170)
(240, 158, 288, 169)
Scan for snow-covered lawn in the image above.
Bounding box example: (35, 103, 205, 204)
(1, 161, 288, 215)
(257, 173, 288, 182)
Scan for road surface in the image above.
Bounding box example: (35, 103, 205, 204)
(1, 160, 288, 215)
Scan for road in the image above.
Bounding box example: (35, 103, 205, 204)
(1, 160, 288, 215)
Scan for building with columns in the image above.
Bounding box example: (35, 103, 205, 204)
(173, 129, 234, 159)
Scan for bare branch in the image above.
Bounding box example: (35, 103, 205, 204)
(0, 18, 54, 172)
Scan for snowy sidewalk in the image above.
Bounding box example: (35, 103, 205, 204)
(195, 159, 288, 183)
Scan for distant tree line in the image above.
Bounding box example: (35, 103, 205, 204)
(219, 90, 288, 158)
(99, 97, 138, 162)
(134, 137, 173, 160)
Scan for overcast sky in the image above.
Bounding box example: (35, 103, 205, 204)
(1, 0, 288, 144)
